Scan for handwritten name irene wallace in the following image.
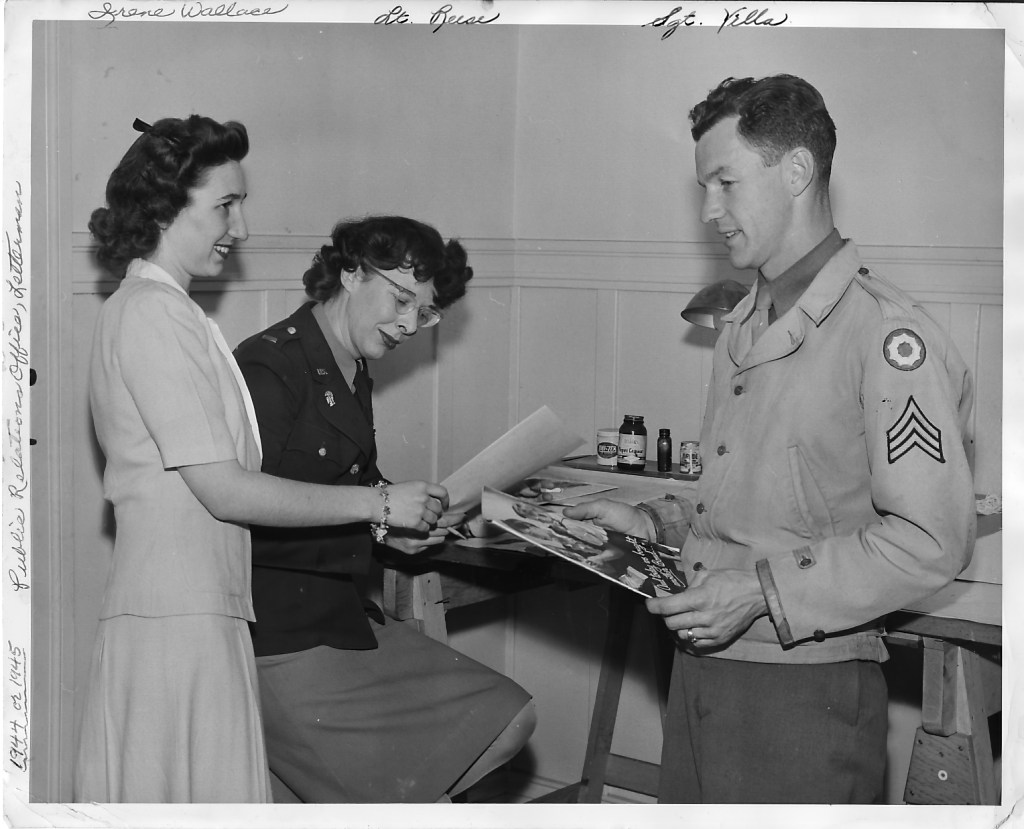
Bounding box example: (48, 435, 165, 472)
(87, 2, 288, 24)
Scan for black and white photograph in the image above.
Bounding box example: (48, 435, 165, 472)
(2, 2, 1021, 827)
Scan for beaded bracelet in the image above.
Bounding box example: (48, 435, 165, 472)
(371, 481, 391, 543)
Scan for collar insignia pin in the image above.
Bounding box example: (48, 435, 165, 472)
(317, 368, 328, 376)
(325, 390, 335, 407)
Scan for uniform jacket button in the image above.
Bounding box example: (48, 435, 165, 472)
(813, 629, 826, 642)
(318, 447, 327, 457)
(716, 445, 726, 456)
(696, 503, 705, 514)
(734, 385, 743, 395)
(350, 463, 360, 475)
(287, 326, 297, 334)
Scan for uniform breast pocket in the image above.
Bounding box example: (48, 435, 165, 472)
(280, 423, 365, 484)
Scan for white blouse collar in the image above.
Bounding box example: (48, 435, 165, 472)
(127, 259, 188, 295)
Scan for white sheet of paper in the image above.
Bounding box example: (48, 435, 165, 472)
(441, 405, 585, 512)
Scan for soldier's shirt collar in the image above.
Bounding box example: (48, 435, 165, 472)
(759, 227, 843, 320)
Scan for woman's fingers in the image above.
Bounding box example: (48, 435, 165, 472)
(386, 482, 450, 529)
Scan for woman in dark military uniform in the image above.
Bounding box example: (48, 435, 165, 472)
(234, 215, 535, 803)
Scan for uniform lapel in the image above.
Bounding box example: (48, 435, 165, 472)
(738, 313, 807, 371)
(293, 304, 376, 457)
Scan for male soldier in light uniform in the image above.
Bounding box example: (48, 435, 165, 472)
(566, 74, 975, 803)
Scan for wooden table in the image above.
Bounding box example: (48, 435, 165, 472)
(383, 459, 1002, 804)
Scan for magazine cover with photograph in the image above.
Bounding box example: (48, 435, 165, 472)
(481, 487, 688, 598)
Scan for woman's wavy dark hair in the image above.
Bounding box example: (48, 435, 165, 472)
(303, 215, 473, 310)
(89, 115, 249, 276)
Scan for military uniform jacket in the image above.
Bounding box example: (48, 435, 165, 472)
(235, 302, 383, 657)
(642, 241, 976, 664)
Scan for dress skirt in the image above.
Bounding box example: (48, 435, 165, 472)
(73, 614, 272, 803)
(256, 616, 532, 802)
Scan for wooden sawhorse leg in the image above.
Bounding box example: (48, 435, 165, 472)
(382, 568, 449, 643)
(575, 586, 637, 802)
(903, 637, 1000, 804)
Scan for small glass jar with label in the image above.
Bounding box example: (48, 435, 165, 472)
(617, 415, 647, 471)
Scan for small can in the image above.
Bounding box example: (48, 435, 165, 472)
(596, 428, 619, 467)
(680, 441, 702, 475)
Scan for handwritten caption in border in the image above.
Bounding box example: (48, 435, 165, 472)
(5, 178, 31, 781)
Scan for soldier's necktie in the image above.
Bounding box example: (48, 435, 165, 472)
(752, 282, 775, 344)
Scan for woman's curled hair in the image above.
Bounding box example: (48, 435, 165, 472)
(303, 215, 473, 310)
(89, 115, 249, 276)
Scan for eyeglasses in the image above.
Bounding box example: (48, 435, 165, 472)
(362, 265, 443, 328)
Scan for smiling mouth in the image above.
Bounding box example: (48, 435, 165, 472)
(213, 244, 232, 258)
(381, 331, 399, 349)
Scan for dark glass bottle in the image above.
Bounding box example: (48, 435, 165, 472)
(617, 415, 647, 471)
(657, 428, 672, 472)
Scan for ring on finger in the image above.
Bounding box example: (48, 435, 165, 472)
(686, 628, 698, 646)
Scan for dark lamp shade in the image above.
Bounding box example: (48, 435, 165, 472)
(681, 280, 749, 329)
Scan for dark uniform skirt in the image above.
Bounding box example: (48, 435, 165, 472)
(256, 615, 532, 803)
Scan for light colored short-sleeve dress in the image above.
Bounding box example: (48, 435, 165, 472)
(73, 259, 271, 803)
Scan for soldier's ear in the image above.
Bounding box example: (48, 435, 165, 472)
(786, 146, 815, 197)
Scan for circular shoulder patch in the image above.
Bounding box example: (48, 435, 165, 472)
(883, 328, 926, 371)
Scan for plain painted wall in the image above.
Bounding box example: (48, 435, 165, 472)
(513, 26, 1003, 246)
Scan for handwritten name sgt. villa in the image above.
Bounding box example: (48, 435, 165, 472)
(644, 6, 789, 37)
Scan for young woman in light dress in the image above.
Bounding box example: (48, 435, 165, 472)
(74, 115, 449, 803)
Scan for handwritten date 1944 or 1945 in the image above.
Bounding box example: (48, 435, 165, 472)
(644, 5, 788, 39)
